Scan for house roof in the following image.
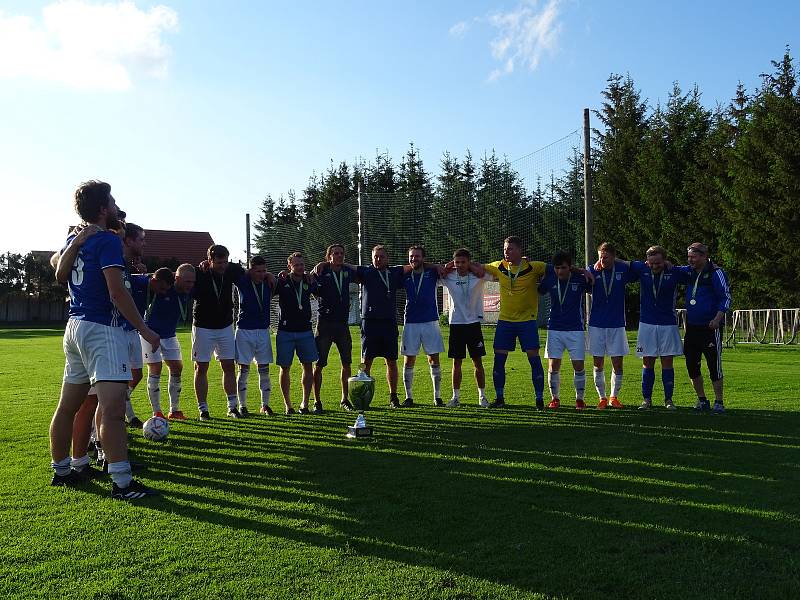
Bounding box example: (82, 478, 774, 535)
(143, 230, 215, 265)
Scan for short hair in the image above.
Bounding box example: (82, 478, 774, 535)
(153, 267, 175, 286)
(408, 245, 426, 257)
(504, 236, 523, 248)
(124, 222, 144, 241)
(250, 255, 267, 268)
(176, 263, 195, 277)
(208, 245, 229, 260)
(552, 250, 573, 266)
(453, 248, 471, 260)
(287, 251, 304, 264)
(372, 244, 387, 254)
(325, 243, 345, 260)
(597, 241, 616, 254)
(646, 245, 667, 259)
(687, 242, 708, 255)
(73, 180, 112, 222)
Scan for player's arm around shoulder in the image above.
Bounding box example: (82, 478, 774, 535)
(55, 225, 101, 284)
(482, 261, 501, 279)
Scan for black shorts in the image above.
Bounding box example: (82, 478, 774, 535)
(683, 325, 723, 381)
(448, 322, 487, 360)
(361, 318, 398, 361)
(315, 319, 352, 367)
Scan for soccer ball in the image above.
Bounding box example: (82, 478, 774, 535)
(142, 416, 169, 442)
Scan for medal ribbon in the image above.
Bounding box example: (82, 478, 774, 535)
(252, 280, 265, 313)
(332, 268, 345, 299)
(507, 261, 522, 291)
(378, 269, 391, 296)
(557, 277, 568, 308)
(602, 266, 615, 300)
(652, 271, 663, 301)
(690, 270, 702, 304)
(144, 283, 155, 321)
(292, 277, 304, 309)
(412, 270, 425, 301)
(176, 294, 188, 324)
(211, 273, 223, 302)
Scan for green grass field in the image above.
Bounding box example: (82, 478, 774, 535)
(1, 326, 799, 599)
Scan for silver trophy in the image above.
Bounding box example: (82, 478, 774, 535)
(346, 365, 374, 438)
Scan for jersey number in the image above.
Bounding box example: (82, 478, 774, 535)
(71, 257, 85, 286)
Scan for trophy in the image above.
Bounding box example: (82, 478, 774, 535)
(346, 365, 375, 438)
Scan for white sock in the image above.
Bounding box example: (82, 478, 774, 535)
(478, 387, 487, 400)
(71, 454, 90, 471)
(125, 387, 136, 420)
(51, 457, 71, 476)
(147, 374, 162, 413)
(548, 371, 560, 399)
(611, 370, 623, 397)
(237, 365, 250, 409)
(574, 370, 586, 400)
(430, 364, 441, 400)
(258, 365, 271, 407)
(107, 460, 132, 488)
(594, 368, 606, 399)
(403, 367, 414, 399)
(452, 388, 460, 401)
(227, 394, 238, 411)
(168, 375, 181, 412)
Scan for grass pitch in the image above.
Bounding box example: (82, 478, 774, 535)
(0, 326, 799, 599)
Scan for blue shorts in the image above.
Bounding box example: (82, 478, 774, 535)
(276, 330, 319, 366)
(361, 318, 398, 361)
(494, 319, 540, 352)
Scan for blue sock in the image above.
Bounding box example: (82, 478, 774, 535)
(662, 368, 675, 402)
(493, 353, 508, 398)
(642, 367, 655, 400)
(528, 354, 544, 400)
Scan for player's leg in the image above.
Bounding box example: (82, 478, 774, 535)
(296, 331, 320, 413)
(571, 359, 587, 409)
(71, 393, 100, 478)
(125, 330, 144, 427)
(704, 328, 725, 413)
(547, 357, 562, 408)
(336, 324, 353, 410)
(50, 382, 91, 483)
(192, 326, 214, 419)
(466, 323, 488, 406)
(236, 362, 251, 414)
(448, 324, 465, 407)
(276, 330, 295, 413)
(300, 362, 314, 412)
(588, 326, 608, 407)
(490, 320, 515, 407)
(659, 355, 676, 409)
(428, 353, 443, 406)
(520, 320, 544, 409)
(422, 322, 445, 406)
(640, 356, 656, 409)
(609, 355, 624, 407)
(313, 321, 332, 407)
(401, 323, 420, 405)
(607, 327, 628, 408)
(220, 337, 239, 417)
(145, 359, 164, 417)
(450, 358, 463, 407)
(684, 326, 710, 411)
(164, 359, 185, 419)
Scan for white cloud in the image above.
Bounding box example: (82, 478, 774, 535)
(0, 1, 178, 91)
(485, 0, 562, 81)
(449, 20, 469, 38)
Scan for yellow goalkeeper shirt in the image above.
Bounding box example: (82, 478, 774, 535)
(484, 260, 547, 322)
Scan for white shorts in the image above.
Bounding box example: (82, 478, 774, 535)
(636, 323, 684, 357)
(401, 321, 445, 356)
(192, 325, 235, 362)
(235, 328, 274, 365)
(63, 318, 131, 385)
(124, 329, 143, 369)
(588, 326, 630, 357)
(142, 335, 183, 363)
(545, 330, 586, 361)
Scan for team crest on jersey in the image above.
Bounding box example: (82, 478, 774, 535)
(571, 284, 578, 291)
(303, 284, 308, 290)
(615, 273, 622, 280)
(343, 272, 349, 278)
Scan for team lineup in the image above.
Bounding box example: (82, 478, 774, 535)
(49, 180, 731, 501)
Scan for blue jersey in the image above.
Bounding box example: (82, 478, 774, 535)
(630, 261, 690, 326)
(122, 273, 150, 332)
(402, 267, 439, 324)
(675, 263, 731, 326)
(236, 274, 272, 330)
(315, 266, 355, 323)
(539, 272, 591, 331)
(146, 285, 191, 338)
(276, 276, 319, 332)
(357, 265, 405, 321)
(64, 231, 126, 327)
(587, 260, 638, 328)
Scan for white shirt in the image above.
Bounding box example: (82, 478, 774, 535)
(441, 271, 492, 325)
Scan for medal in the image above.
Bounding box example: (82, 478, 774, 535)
(292, 277, 303, 310)
(689, 299, 697, 305)
(602, 266, 615, 301)
(411, 270, 424, 301)
(176, 294, 188, 323)
(252, 280, 265, 313)
(211, 273, 223, 302)
(690, 270, 702, 307)
(507, 261, 522, 294)
(378, 268, 391, 298)
(557, 278, 568, 309)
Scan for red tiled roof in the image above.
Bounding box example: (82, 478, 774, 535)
(143, 230, 214, 265)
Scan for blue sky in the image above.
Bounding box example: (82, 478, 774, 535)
(1, 0, 797, 259)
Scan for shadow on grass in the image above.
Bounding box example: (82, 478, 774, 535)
(0, 327, 64, 340)
(104, 407, 800, 598)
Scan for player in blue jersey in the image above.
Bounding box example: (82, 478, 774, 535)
(355, 245, 412, 408)
(233, 256, 276, 417)
(675, 243, 731, 413)
(587, 242, 639, 409)
(275, 252, 319, 414)
(311, 244, 357, 412)
(538, 251, 592, 410)
(50, 180, 160, 500)
(627, 246, 691, 410)
(142, 265, 196, 419)
(401, 245, 446, 407)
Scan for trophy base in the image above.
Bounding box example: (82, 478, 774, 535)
(346, 425, 374, 438)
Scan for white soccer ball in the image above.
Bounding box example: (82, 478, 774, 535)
(142, 416, 169, 442)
